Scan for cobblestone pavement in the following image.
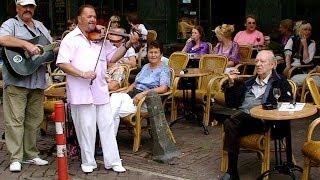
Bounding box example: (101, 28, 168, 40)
(0, 104, 320, 179)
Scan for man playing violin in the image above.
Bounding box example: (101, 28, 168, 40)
(0, 0, 55, 172)
(106, 27, 137, 91)
(56, 4, 139, 174)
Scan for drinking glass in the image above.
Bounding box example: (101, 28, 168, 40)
(256, 36, 261, 51)
(273, 88, 281, 108)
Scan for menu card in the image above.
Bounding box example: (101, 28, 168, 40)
(278, 102, 305, 111)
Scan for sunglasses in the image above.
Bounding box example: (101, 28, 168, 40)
(247, 22, 256, 25)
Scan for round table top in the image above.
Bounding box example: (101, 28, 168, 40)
(44, 87, 66, 99)
(250, 103, 317, 121)
(175, 68, 213, 78)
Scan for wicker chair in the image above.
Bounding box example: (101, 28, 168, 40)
(42, 82, 66, 133)
(306, 76, 320, 106)
(46, 64, 66, 85)
(234, 45, 253, 75)
(301, 117, 320, 180)
(167, 51, 189, 115)
(287, 64, 314, 79)
(121, 68, 176, 152)
(171, 54, 227, 126)
(61, 30, 71, 39)
(168, 51, 189, 73)
(301, 77, 320, 180)
(298, 70, 320, 102)
(220, 77, 297, 174)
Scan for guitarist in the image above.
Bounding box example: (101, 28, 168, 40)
(0, 0, 57, 172)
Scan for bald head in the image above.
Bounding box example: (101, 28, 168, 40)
(255, 50, 276, 79)
(256, 50, 276, 62)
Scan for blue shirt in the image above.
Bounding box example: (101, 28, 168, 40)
(135, 63, 170, 91)
(0, 15, 52, 89)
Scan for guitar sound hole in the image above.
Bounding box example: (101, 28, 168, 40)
(39, 47, 45, 56)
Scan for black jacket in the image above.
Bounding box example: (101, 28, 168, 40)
(225, 70, 293, 109)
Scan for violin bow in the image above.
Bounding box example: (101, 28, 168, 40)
(90, 20, 112, 85)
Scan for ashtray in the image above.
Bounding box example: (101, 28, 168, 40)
(262, 103, 278, 110)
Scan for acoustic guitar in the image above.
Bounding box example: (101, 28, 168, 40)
(2, 36, 59, 77)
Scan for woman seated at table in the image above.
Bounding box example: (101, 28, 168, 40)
(283, 21, 316, 80)
(110, 39, 171, 135)
(213, 24, 240, 73)
(182, 25, 209, 55)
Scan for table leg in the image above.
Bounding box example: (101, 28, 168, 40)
(169, 77, 209, 135)
(190, 77, 209, 135)
(257, 121, 302, 180)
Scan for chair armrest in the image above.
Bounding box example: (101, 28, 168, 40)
(171, 77, 181, 92)
(50, 73, 66, 76)
(109, 87, 128, 94)
(288, 64, 314, 78)
(207, 75, 226, 97)
(45, 82, 66, 91)
(234, 63, 246, 75)
(135, 96, 147, 118)
(306, 117, 320, 142)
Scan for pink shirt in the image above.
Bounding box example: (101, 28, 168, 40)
(56, 27, 116, 104)
(234, 30, 264, 46)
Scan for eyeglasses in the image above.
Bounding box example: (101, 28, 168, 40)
(112, 21, 120, 23)
(247, 22, 256, 25)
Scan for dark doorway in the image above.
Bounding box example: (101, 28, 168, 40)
(211, 0, 246, 43)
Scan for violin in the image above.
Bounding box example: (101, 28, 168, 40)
(88, 29, 143, 42)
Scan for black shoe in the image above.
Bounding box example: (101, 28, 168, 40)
(219, 173, 240, 180)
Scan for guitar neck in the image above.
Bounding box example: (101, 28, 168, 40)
(43, 42, 60, 52)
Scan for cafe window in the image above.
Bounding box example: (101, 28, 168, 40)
(177, 0, 199, 39)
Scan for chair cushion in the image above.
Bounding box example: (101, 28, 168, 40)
(302, 141, 320, 164)
(240, 134, 265, 151)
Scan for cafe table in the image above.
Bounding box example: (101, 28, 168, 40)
(170, 68, 213, 135)
(187, 54, 203, 68)
(250, 102, 317, 179)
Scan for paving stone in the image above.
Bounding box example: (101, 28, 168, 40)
(0, 104, 320, 179)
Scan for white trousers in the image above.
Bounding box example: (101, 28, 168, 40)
(110, 93, 137, 136)
(70, 104, 122, 169)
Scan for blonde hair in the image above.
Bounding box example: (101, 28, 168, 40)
(214, 24, 235, 39)
(110, 15, 120, 22)
(294, 20, 312, 35)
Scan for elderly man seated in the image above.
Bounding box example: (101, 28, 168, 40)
(219, 50, 293, 180)
(107, 28, 137, 91)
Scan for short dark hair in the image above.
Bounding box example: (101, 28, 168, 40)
(147, 39, 163, 54)
(66, 19, 75, 29)
(245, 14, 257, 23)
(77, 5, 95, 17)
(126, 12, 141, 24)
